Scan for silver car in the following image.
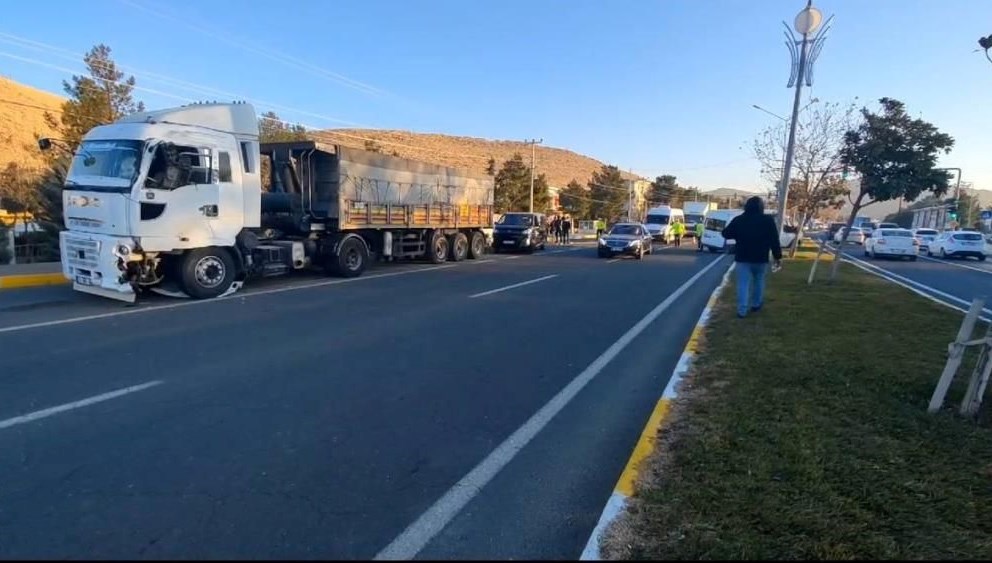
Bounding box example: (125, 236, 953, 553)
(597, 223, 654, 259)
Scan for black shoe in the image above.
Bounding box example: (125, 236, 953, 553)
(751, 305, 762, 313)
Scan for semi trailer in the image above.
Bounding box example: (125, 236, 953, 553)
(44, 102, 495, 302)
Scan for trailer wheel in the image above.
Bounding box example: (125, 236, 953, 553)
(332, 237, 368, 278)
(180, 247, 236, 299)
(427, 232, 449, 264)
(469, 231, 487, 259)
(449, 232, 469, 262)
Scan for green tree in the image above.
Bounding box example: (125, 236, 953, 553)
(588, 165, 627, 221)
(829, 98, 955, 281)
(648, 174, 680, 206)
(559, 179, 590, 218)
(485, 157, 496, 176)
(493, 153, 548, 213)
(258, 111, 308, 143)
(44, 44, 144, 153)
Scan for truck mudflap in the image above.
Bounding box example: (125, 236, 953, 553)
(60, 231, 137, 302)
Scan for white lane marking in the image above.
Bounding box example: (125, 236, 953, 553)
(468, 274, 559, 298)
(374, 254, 728, 560)
(606, 258, 622, 264)
(918, 254, 992, 275)
(0, 265, 456, 335)
(504, 255, 523, 260)
(0, 380, 164, 430)
(843, 252, 990, 312)
(842, 254, 992, 321)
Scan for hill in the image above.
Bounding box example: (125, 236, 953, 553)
(0, 76, 61, 171)
(311, 129, 640, 187)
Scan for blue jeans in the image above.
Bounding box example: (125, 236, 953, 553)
(735, 262, 768, 316)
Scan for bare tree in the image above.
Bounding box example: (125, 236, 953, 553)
(753, 99, 858, 254)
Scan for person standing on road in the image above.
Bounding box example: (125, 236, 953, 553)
(551, 215, 561, 244)
(695, 221, 705, 251)
(672, 220, 686, 247)
(562, 215, 573, 245)
(596, 218, 606, 238)
(721, 196, 782, 318)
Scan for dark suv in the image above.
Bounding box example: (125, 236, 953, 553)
(493, 212, 547, 253)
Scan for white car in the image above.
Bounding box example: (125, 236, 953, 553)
(912, 228, 939, 252)
(928, 231, 988, 261)
(833, 226, 865, 245)
(864, 228, 918, 260)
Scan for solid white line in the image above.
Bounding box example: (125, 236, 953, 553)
(917, 254, 992, 275)
(844, 253, 990, 312)
(842, 256, 991, 322)
(468, 274, 558, 298)
(0, 265, 456, 335)
(374, 255, 728, 560)
(0, 380, 164, 430)
(504, 255, 523, 260)
(606, 258, 622, 264)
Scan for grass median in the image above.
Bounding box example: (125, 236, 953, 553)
(603, 253, 992, 560)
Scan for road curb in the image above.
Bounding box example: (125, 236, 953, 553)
(0, 272, 68, 290)
(579, 261, 736, 560)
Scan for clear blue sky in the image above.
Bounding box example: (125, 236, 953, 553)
(1, 0, 991, 191)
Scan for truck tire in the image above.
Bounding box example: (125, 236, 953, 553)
(427, 232, 449, 264)
(331, 237, 368, 278)
(180, 247, 236, 299)
(449, 232, 469, 262)
(468, 231, 486, 259)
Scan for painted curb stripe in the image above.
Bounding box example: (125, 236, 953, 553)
(0, 272, 67, 290)
(579, 261, 736, 560)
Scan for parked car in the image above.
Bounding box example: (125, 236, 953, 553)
(928, 231, 988, 261)
(492, 212, 547, 253)
(833, 226, 865, 245)
(597, 223, 654, 259)
(864, 228, 918, 260)
(912, 228, 939, 252)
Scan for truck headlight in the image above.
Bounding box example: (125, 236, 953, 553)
(114, 243, 132, 257)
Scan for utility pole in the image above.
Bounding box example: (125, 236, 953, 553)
(524, 138, 543, 213)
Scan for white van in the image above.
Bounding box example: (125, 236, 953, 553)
(644, 206, 685, 243)
(702, 209, 798, 253)
(700, 209, 743, 252)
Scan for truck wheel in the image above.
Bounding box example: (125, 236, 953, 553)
(180, 247, 236, 299)
(427, 232, 449, 264)
(332, 237, 368, 278)
(449, 233, 469, 262)
(468, 231, 487, 259)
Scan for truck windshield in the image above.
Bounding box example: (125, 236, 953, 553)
(67, 140, 144, 192)
(645, 214, 670, 225)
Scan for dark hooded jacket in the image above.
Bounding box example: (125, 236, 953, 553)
(721, 197, 783, 263)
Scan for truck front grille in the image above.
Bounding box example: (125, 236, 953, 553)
(64, 237, 101, 270)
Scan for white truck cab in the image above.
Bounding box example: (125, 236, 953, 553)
(56, 102, 260, 302)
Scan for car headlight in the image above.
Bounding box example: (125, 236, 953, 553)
(628, 240, 638, 246)
(598, 238, 607, 245)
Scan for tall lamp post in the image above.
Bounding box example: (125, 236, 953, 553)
(775, 1, 833, 235)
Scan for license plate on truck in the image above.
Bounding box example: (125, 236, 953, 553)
(75, 275, 93, 286)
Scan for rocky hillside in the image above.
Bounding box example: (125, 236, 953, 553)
(0, 76, 637, 187)
(310, 129, 640, 187)
(0, 76, 61, 171)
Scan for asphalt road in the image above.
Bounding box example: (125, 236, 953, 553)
(0, 243, 729, 559)
(835, 242, 992, 315)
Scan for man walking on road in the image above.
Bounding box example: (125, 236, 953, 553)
(672, 220, 686, 247)
(695, 221, 705, 251)
(721, 196, 782, 318)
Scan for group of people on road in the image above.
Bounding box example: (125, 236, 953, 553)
(549, 214, 574, 245)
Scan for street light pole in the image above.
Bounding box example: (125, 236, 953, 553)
(524, 138, 543, 213)
(776, 1, 833, 235)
